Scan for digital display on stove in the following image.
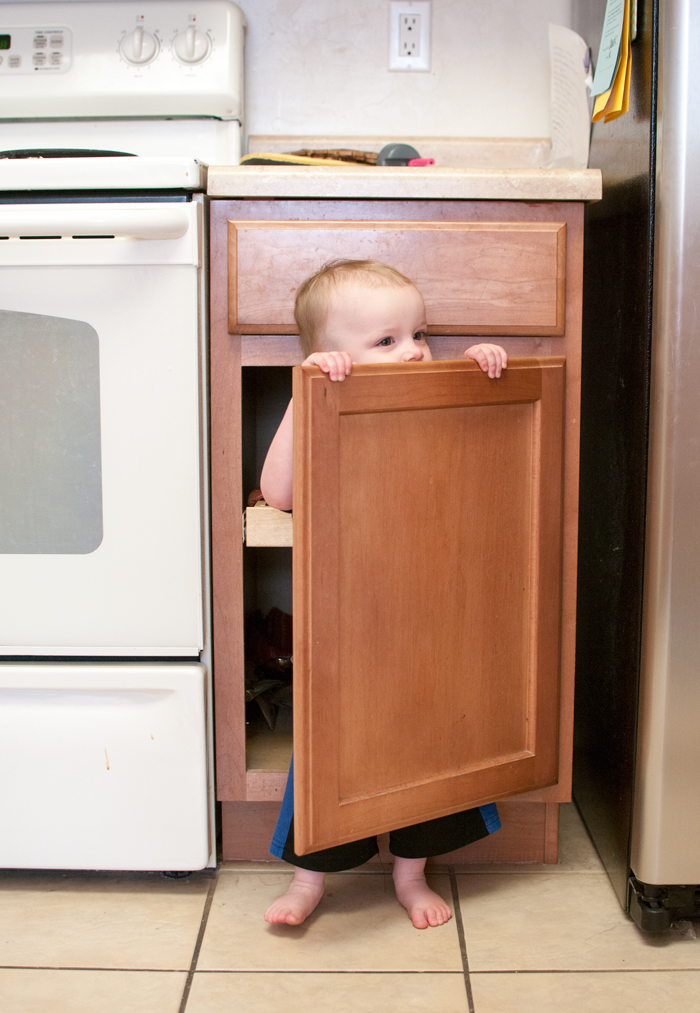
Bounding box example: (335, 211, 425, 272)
(0, 36, 11, 50)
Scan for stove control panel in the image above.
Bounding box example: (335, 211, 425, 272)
(0, 25, 72, 74)
(0, 1, 244, 120)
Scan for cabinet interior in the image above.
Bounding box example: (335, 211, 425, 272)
(242, 366, 294, 777)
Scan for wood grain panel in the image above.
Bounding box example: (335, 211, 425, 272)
(220, 799, 558, 864)
(228, 220, 566, 337)
(337, 402, 534, 799)
(210, 202, 246, 800)
(293, 357, 565, 855)
(246, 771, 287, 801)
(221, 801, 283, 861)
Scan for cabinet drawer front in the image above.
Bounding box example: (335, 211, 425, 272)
(228, 220, 566, 337)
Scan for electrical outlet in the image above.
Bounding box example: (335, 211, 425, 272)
(399, 14, 421, 58)
(389, 1, 431, 72)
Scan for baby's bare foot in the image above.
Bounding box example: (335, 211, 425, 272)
(264, 869, 325, 926)
(392, 857, 452, 929)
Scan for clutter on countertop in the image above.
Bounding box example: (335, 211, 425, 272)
(291, 148, 378, 164)
(241, 142, 435, 168)
(241, 151, 356, 166)
(244, 136, 555, 169)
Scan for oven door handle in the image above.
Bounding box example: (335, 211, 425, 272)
(0, 208, 190, 240)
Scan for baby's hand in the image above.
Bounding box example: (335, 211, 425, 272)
(464, 343, 508, 379)
(302, 351, 353, 382)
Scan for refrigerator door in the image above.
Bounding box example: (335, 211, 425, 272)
(632, 0, 700, 885)
(571, 0, 657, 909)
(0, 663, 210, 870)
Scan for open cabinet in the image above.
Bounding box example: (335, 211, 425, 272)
(209, 196, 584, 864)
(293, 356, 565, 855)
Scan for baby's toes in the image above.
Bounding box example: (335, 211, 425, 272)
(429, 903, 452, 926)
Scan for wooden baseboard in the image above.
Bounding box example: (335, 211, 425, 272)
(221, 800, 559, 864)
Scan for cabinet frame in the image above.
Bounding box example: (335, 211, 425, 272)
(209, 198, 584, 862)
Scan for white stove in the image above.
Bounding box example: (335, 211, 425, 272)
(0, 1, 245, 872)
(0, 0, 244, 167)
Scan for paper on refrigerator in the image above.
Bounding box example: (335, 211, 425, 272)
(590, 0, 626, 96)
(547, 24, 592, 170)
(593, 0, 632, 123)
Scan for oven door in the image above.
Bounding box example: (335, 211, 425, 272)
(0, 202, 204, 655)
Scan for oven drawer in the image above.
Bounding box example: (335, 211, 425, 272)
(0, 663, 210, 870)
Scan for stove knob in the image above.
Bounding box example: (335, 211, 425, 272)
(172, 27, 211, 64)
(119, 26, 159, 65)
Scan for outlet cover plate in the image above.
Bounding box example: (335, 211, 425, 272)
(389, 1, 431, 72)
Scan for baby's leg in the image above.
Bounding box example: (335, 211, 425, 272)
(264, 867, 326, 926)
(392, 856, 452, 929)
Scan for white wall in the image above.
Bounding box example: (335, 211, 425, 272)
(238, 0, 574, 139)
(0, 0, 574, 139)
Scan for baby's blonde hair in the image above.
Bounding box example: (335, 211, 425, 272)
(294, 259, 416, 357)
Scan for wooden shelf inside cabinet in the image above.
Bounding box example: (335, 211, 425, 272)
(245, 503, 293, 547)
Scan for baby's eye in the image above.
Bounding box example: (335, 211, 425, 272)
(377, 337, 394, 347)
(413, 331, 426, 342)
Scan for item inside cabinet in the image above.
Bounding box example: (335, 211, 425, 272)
(243, 549, 293, 777)
(245, 606, 293, 730)
(245, 493, 293, 547)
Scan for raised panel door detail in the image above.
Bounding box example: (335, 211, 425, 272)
(228, 221, 567, 337)
(292, 357, 565, 854)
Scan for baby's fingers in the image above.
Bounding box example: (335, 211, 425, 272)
(324, 351, 352, 381)
(464, 343, 508, 378)
(302, 351, 353, 381)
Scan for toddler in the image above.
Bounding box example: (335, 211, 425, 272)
(260, 259, 508, 930)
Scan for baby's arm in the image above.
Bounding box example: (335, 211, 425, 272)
(260, 397, 294, 510)
(259, 352, 355, 511)
(464, 343, 508, 378)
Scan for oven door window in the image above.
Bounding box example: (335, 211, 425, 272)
(0, 309, 103, 554)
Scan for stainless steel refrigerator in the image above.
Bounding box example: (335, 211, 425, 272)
(573, 0, 700, 930)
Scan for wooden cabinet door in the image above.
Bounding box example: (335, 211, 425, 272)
(292, 357, 565, 855)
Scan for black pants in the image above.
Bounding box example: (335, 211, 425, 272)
(273, 805, 498, 873)
(270, 757, 501, 872)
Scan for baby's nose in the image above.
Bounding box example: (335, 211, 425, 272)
(402, 346, 424, 361)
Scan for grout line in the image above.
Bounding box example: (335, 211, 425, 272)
(449, 865, 475, 1013)
(185, 969, 473, 975)
(0, 966, 187, 973)
(466, 968, 700, 975)
(177, 869, 220, 1013)
(2, 966, 699, 975)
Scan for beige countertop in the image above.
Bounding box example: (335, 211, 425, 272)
(206, 164, 602, 202)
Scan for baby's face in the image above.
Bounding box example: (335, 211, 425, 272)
(320, 282, 432, 364)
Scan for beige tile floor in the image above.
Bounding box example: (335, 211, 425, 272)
(2, 804, 699, 1013)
